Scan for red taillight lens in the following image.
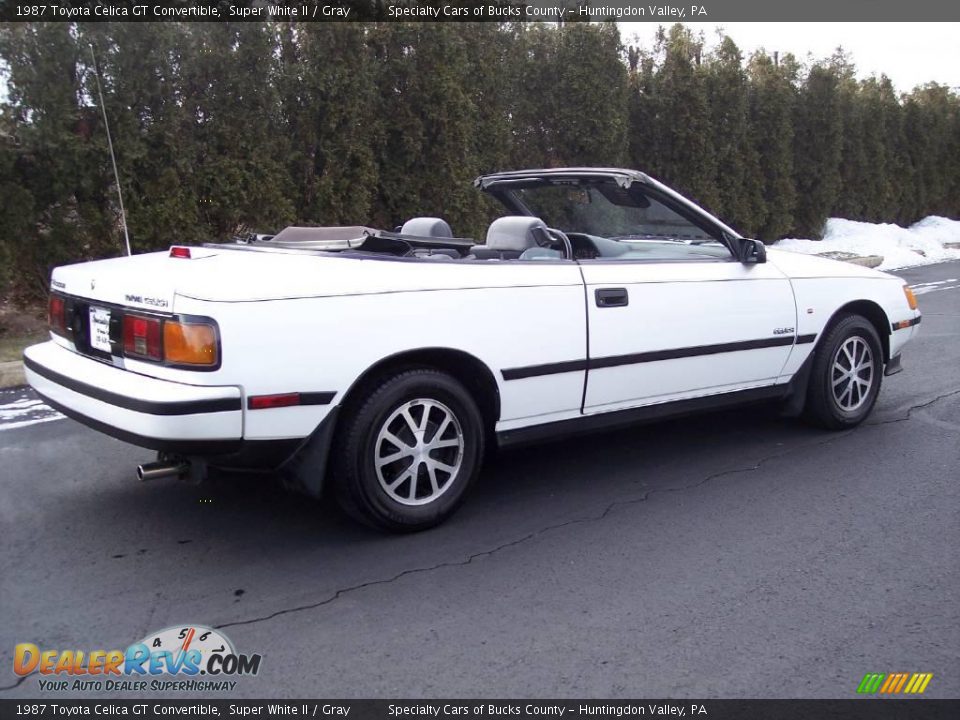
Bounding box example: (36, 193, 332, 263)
(49, 295, 67, 336)
(123, 315, 162, 361)
(169, 246, 191, 259)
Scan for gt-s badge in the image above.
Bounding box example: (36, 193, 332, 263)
(773, 327, 795, 335)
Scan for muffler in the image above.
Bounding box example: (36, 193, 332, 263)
(137, 460, 189, 482)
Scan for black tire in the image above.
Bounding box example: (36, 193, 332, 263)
(332, 369, 485, 532)
(804, 313, 884, 430)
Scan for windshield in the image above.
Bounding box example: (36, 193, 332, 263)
(509, 181, 718, 243)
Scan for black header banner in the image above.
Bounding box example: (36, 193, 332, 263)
(0, 701, 959, 720)
(1, 0, 960, 23)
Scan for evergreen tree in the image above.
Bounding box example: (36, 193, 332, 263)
(704, 35, 763, 235)
(0, 23, 109, 295)
(3, 21, 960, 303)
(857, 76, 899, 222)
(746, 50, 798, 241)
(649, 25, 719, 212)
(792, 61, 843, 238)
(542, 22, 629, 166)
(832, 50, 870, 220)
(370, 23, 481, 234)
(903, 84, 956, 218)
(282, 23, 380, 227)
(626, 45, 658, 174)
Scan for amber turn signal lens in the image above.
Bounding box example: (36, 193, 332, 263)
(163, 321, 218, 366)
(903, 285, 918, 310)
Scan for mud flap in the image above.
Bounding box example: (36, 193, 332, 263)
(780, 352, 815, 418)
(279, 406, 340, 498)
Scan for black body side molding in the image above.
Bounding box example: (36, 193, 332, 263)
(497, 384, 790, 448)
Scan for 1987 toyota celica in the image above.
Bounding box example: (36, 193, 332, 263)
(25, 168, 921, 530)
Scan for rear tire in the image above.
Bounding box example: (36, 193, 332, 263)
(332, 369, 484, 532)
(804, 313, 883, 430)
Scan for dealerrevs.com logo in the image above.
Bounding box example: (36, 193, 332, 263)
(14, 625, 262, 692)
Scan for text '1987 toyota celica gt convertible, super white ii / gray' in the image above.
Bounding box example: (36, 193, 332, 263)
(24, 168, 921, 530)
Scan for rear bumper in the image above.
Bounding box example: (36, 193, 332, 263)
(24, 341, 243, 455)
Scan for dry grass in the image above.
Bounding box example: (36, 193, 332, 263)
(0, 301, 47, 363)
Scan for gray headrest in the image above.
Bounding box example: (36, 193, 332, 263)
(486, 216, 548, 252)
(400, 217, 453, 238)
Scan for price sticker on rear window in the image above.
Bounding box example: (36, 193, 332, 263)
(89, 307, 112, 353)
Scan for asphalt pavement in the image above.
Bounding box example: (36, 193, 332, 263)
(1, 261, 958, 699)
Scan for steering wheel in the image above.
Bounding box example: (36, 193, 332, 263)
(543, 227, 574, 259)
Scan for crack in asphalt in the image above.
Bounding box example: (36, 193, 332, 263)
(214, 387, 960, 633)
(0, 675, 28, 692)
(217, 431, 850, 632)
(867, 387, 960, 426)
(3, 387, 957, 689)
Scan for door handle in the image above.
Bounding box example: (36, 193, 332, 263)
(595, 287, 629, 308)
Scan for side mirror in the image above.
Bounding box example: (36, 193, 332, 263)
(739, 238, 767, 264)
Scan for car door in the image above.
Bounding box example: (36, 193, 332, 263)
(478, 168, 800, 416)
(580, 258, 797, 414)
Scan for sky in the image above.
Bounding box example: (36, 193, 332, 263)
(619, 22, 960, 93)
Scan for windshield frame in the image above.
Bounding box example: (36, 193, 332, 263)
(479, 170, 742, 258)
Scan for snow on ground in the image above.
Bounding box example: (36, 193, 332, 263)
(0, 393, 64, 431)
(775, 216, 960, 271)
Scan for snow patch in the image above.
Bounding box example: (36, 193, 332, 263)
(0, 396, 64, 431)
(775, 216, 960, 271)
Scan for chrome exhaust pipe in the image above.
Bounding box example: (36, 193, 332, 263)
(137, 460, 189, 482)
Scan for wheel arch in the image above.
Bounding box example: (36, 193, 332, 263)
(338, 347, 502, 433)
(282, 348, 501, 499)
(782, 298, 891, 418)
(828, 300, 891, 362)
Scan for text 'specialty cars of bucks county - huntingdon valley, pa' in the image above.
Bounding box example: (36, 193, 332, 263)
(24, 168, 922, 531)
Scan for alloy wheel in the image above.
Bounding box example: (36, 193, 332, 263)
(831, 336, 875, 412)
(374, 398, 465, 506)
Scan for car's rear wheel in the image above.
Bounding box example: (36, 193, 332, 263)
(332, 369, 484, 531)
(804, 313, 883, 430)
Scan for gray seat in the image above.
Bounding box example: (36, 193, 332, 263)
(400, 217, 454, 238)
(471, 216, 549, 260)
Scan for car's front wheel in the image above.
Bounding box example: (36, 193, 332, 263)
(332, 369, 484, 531)
(805, 313, 883, 430)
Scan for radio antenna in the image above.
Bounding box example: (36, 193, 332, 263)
(88, 44, 132, 256)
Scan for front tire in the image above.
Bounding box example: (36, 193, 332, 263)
(804, 313, 883, 430)
(332, 369, 484, 531)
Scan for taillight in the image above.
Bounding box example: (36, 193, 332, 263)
(48, 294, 67, 336)
(123, 315, 163, 361)
(163, 320, 218, 367)
(169, 246, 192, 259)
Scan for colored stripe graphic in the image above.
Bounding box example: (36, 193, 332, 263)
(893, 673, 909, 693)
(857, 674, 885, 693)
(857, 672, 933, 694)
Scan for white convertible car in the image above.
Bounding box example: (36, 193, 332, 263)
(25, 168, 921, 530)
